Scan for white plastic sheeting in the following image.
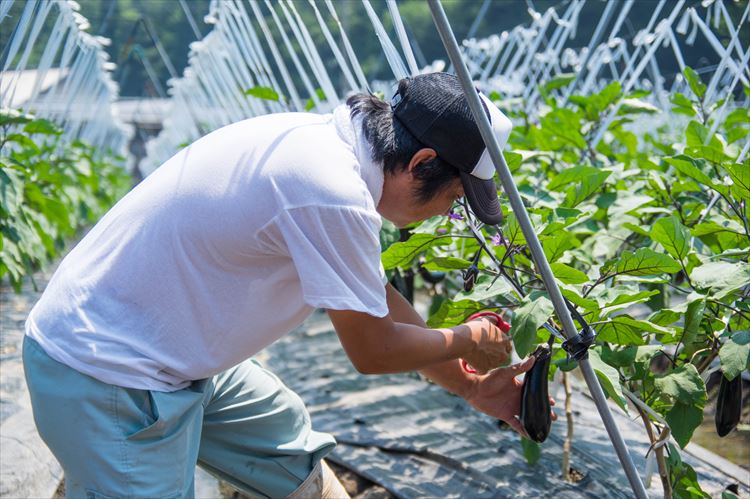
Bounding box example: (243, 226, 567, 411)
(139, 0, 748, 172)
(0, 0, 129, 155)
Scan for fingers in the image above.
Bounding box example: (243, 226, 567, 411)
(507, 355, 535, 376)
(550, 397, 558, 421)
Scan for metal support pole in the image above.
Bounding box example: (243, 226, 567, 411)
(426, 2, 649, 498)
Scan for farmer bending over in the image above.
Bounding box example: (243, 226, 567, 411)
(24, 73, 552, 498)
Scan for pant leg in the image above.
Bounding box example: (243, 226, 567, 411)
(198, 358, 336, 498)
(23, 336, 204, 499)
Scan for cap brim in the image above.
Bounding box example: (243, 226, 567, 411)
(459, 170, 503, 225)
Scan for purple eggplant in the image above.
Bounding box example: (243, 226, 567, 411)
(520, 344, 552, 443)
(715, 374, 742, 438)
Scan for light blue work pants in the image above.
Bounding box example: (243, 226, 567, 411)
(23, 336, 335, 498)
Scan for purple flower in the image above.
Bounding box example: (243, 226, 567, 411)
(448, 211, 464, 221)
(437, 228, 448, 234)
(491, 233, 504, 246)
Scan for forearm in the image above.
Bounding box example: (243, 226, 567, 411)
(385, 284, 477, 399)
(358, 321, 472, 374)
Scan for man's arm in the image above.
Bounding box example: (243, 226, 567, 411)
(326, 284, 509, 375)
(382, 282, 478, 399)
(381, 283, 551, 436)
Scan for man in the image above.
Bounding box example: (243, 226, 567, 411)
(24, 73, 550, 498)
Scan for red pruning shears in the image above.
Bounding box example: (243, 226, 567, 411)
(461, 311, 512, 374)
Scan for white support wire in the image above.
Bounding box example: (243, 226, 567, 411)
(386, 0, 420, 76)
(324, 0, 370, 92)
(307, 0, 359, 93)
(2, 0, 128, 154)
(361, 0, 409, 81)
(142, 0, 747, 178)
(249, 0, 303, 110)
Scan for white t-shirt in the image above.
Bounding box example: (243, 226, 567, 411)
(26, 105, 389, 392)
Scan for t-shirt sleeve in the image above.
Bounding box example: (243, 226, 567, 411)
(271, 205, 388, 317)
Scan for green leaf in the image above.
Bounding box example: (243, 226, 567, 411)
(520, 437, 541, 465)
(681, 299, 706, 355)
(588, 348, 628, 412)
(503, 212, 526, 245)
(244, 86, 281, 102)
(663, 155, 727, 196)
(666, 402, 704, 449)
(726, 163, 750, 202)
(379, 220, 400, 252)
(541, 73, 575, 93)
(601, 289, 660, 309)
(549, 262, 589, 284)
(426, 299, 483, 328)
(0, 167, 24, 215)
(547, 165, 600, 191)
(670, 92, 697, 116)
(719, 330, 750, 381)
(422, 256, 471, 271)
(512, 294, 553, 358)
(504, 151, 523, 172)
(692, 219, 749, 252)
(622, 222, 651, 238)
(5, 133, 40, 153)
(381, 233, 450, 270)
(597, 318, 647, 346)
(654, 364, 706, 406)
(597, 315, 673, 346)
(23, 118, 61, 135)
(560, 285, 599, 312)
(684, 67, 706, 99)
(564, 170, 611, 207)
(600, 248, 681, 277)
(690, 261, 750, 299)
(685, 120, 723, 150)
(0, 108, 33, 126)
(454, 274, 516, 303)
(651, 216, 691, 262)
(542, 232, 579, 263)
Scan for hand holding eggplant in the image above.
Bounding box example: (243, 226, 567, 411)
(459, 317, 513, 374)
(465, 355, 557, 437)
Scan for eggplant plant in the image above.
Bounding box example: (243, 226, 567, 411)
(0, 109, 131, 291)
(381, 68, 749, 498)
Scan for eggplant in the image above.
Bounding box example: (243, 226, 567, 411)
(463, 264, 478, 292)
(715, 373, 742, 437)
(520, 344, 552, 443)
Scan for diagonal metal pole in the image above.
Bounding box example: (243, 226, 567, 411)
(426, 2, 649, 498)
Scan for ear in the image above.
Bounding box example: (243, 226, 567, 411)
(407, 148, 437, 174)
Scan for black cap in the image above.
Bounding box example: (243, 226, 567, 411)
(391, 72, 512, 225)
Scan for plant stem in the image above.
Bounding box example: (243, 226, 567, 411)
(635, 404, 672, 498)
(696, 350, 718, 374)
(562, 371, 574, 482)
(708, 299, 750, 322)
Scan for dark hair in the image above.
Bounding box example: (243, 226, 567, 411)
(347, 83, 459, 204)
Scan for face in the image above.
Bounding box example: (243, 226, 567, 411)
(377, 148, 464, 228)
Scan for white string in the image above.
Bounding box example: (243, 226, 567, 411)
(361, 0, 408, 81)
(324, 0, 369, 92)
(307, 0, 359, 93)
(248, 0, 302, 111)
(386, 0, 419, 76)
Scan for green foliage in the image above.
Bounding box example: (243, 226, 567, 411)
(381, 66, 749, 493)
(520, 437, 541, 465)
(244, 86, 282, 102)
(0, 109, 131, 291)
